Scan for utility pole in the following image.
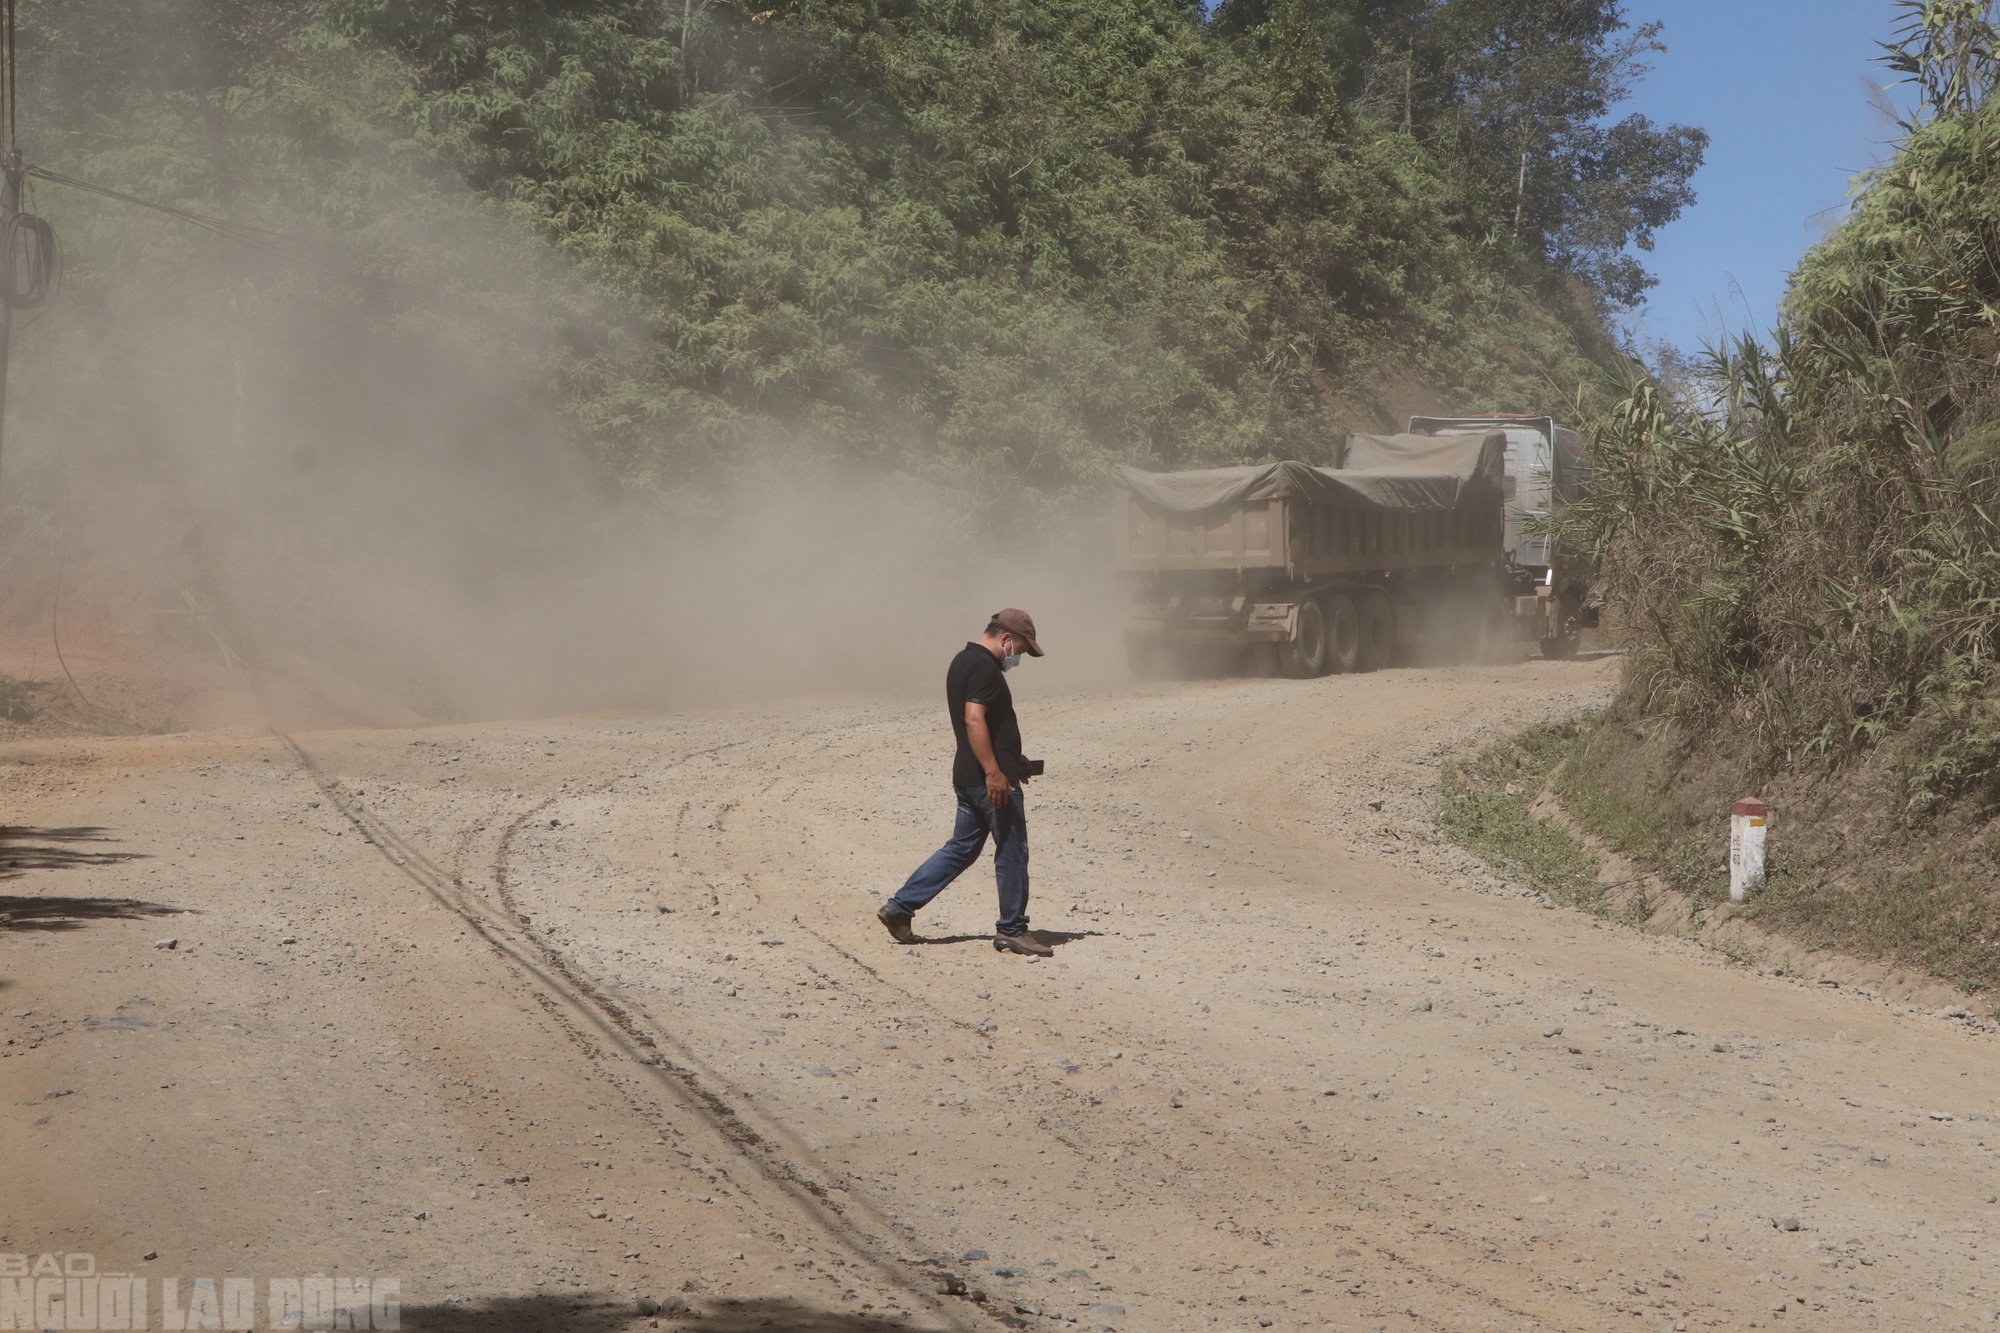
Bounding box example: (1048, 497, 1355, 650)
(0, 145, 21, 480)
(0, 0, 19, 485)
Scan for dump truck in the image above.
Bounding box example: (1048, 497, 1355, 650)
(1115, 424, 1588, 678)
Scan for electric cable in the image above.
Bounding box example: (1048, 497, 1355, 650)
(10, 218, 58, 331)
(25, 166, 350, 276)
(0, 2, 356, 299)
(1, 209, 56, 306)
(6, 0, 16, 152)
(25, 166, 289, 240)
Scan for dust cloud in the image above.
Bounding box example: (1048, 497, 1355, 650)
(0, 205, 1129, 730)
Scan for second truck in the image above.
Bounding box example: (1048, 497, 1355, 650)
(1115, 414, 1593, 678)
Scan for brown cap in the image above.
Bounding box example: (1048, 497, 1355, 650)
(990, 608, 1045, 656)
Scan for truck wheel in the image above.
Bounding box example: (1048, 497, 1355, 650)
(1355, 591, 1394, 672)
(1279, 599, 1329, 678)
(1541, 595, 1582, 660)
(1127, 641, 1161, 679)
(1322, 593, 1361, 674)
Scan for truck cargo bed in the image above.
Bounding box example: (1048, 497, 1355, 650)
(1113, 434, 1505, 580)
(1115, 494, 1498, 575)
(1112, 432, 1523, 677)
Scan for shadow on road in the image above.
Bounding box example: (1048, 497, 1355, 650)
(0, 894, 186, 931)
(0, 825, 148, 880)
(0, 825, 165, 931)
(914, 929, 1100, 949)
(0, 827, 174, 930)
(397, 1293, 938, 1332)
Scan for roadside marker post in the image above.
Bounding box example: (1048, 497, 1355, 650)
(1729, 797, 1768, 902)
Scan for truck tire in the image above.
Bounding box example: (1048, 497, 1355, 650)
(1355, 591, 1394, 672)
(1322, 593, 1361, 674)
(1540, 594, 1582, 660)
(1127, 641, 1162, 679)
(1279, 599, 1330, 678)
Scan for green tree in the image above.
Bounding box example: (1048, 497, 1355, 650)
(13, 0, 1661, 510)
(1394, 0, 1708, 306)
(1208, 0, 1410, 114)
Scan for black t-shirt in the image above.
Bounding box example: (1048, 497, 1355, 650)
(947, 642, 1026, 788)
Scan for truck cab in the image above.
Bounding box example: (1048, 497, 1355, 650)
(1408, 414, 1596, 656)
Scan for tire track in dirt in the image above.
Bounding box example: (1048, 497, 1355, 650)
(278, 731, 989, 1332)
(270, 680, 1624, 1320)
(637, 712, 1573, 1333)
(15, 663, 1989, 1332)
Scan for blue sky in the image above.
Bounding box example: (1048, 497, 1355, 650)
(1619, 1, 1914, 355)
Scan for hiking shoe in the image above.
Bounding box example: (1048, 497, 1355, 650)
(993, 929, 1053, 958)
(877, 903, 916, 944)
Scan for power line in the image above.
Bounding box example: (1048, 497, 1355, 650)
(24, 167, 289, 241)
(0, 2, 358, 491)
(0, 0, 28, 483)
(24, 166, 349, 275)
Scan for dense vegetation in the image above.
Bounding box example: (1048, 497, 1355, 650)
(1551, 2, 2000, 990)
(1573, 2, 2000, 785)
(14, 0, 1703, 513)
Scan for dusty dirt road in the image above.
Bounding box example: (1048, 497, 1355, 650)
(5, 657, 2000, 1333)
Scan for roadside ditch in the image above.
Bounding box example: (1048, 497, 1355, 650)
(1435, 713, 1993, 1025)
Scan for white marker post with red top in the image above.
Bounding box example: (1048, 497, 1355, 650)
(1729, 797, 1768, 902)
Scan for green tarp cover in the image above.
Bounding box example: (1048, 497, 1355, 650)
(1115, 431, 1504, 515)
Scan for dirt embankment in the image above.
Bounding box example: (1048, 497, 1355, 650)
(1535, 700, 2000, 1003)
(5, 657, 2000, 1333)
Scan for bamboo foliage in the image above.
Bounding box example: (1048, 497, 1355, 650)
(1576, 77, 2000, 810)
(1880, 0, 2000, 127)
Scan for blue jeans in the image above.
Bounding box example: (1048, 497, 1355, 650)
(890, 784, 1030, 935)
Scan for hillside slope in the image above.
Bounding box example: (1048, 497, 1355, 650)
(1559, 40, 2000, 995)
(0, 0, 1704, 717)
(16, 0, 1700, 508)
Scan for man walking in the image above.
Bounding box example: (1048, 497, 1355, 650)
(878, 609, 1052, 957)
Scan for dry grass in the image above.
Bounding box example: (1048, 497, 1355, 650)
(1546, 92, 2000, 994)
(1556, 711, 2000, 994)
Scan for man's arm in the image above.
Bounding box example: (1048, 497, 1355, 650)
(964, 702, 1013, 808)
